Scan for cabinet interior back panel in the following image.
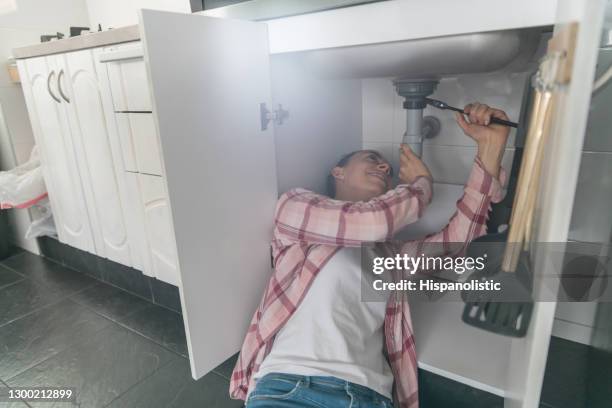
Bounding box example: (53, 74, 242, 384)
(359, 72, 529, 389)
(361, 73, 529, 184)
(270, 53, 362, 195)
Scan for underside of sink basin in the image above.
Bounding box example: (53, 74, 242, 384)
(295, 28, 543, 79)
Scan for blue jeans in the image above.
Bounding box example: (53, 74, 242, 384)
(245, 373, 394, 408)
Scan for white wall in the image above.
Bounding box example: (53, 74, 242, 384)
(361, 74, 523, 192)
(85, 0, 191, 29)
(0, 0, 89, 32)
(0, 0, 89, 253)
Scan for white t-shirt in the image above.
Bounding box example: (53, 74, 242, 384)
(255, 247, 394, 399)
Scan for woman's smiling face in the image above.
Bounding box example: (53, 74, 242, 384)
(332, 150, 393, 201)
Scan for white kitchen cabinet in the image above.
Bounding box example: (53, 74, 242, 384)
(17, 47, 146, 269)
(17, 56, 96, 254)
(96, 42, 180, 285)
(59, 49, 133, 266)
(15, 40, 180, 284)
(139, 0, 606, 406)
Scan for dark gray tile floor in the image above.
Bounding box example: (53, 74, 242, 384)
(0, 264, 22, 289)
(0, 251, 239, 408)
(0, 377, 30, 407)
(540, 336, 612, 408)
(1, 250, 608, 408)
(418, 370, 502, 408)
(116, 304, 188, 358)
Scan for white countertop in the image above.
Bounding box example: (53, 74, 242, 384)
(13, 25, 140, 59)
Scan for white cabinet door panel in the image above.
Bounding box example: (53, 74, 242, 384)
(121, 59, 152, 111)
(140, 9, 278, 379)
(129, 113, 163, 176)
(114, 113, 139, 172)
(108, 58, 152, 112)
(61, 49, 132, 266)
(107, 62, 125, 111)
(19, 56, 95, 253)
(123, 172, 150, 273)
(138, 174, 178, 285)
(505, 1, 608, 407)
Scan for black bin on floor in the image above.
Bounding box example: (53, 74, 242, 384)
(0, 211, 11, 260)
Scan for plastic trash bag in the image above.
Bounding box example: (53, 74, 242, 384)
(0, 146, 48, 209)
(25, 198, 56, 239)
(0, 146, 56, 239)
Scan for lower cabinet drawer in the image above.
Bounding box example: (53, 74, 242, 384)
(115, 113, 163, 176)
(107, 56, 153, 112)
(138, 173, 179, 285)
(130, 113, 163, 176)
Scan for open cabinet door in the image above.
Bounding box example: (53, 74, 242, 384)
(139, 9, 278, 379)
(505, 1, 607, 407)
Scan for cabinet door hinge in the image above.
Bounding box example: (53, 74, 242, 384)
(260, 103, 289, 131)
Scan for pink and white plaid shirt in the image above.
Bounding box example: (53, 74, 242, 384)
(230, 159, 505, 408)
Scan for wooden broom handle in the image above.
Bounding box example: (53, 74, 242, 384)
(500, 23, 578, 273)
(523, 94, 555, 248)
(502, 91, 553, 272)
